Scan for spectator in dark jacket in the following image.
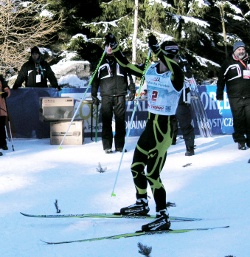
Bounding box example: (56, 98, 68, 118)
(91, 41, 135, 154)
(13, 46, 60, 90)
(171, 52, 195, 156)
(216, 41, 250, 150)
(0, 75, 11, 155)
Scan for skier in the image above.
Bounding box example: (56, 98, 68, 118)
(105, 33, 184, 231)
(0, 75, 11, 155)
(216, 41, 250, 150)
(91, 41, 135, 153)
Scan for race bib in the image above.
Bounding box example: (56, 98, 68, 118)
(243, 70, 250, 79)
(36, 74, 41, 83)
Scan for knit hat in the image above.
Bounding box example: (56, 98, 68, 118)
(233, 41, 245, 52)
(31, 46, 40, 55)
(160, 41, 179, 55)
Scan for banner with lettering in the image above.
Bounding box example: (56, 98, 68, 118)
(7, 86, 233, 138)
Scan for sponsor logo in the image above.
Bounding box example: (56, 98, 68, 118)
(148, 104, 164, 110)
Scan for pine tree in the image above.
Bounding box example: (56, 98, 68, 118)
(61, 0, 250, 80)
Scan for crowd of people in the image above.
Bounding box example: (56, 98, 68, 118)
(1, 35, 250, 233)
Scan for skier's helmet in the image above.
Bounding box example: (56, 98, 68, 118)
(160, 41, 179, 58)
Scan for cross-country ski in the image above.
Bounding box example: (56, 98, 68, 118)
(20, 211, 202, 222)
(42, 226, 230, 245)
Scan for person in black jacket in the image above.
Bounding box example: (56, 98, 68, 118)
(13, 46, 60, 90)
(216, 41, 250, 150)
(91, 41, 135, 154)
(0, 75, 11, 155)
(171, 52, 195, 156)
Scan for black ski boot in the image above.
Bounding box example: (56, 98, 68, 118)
(185, 146, 195, 156)
(238, 142, 246, 150)
(0, 152, 2, 156)
(141, 209, 170, 232)
(120, 198, 150, 216)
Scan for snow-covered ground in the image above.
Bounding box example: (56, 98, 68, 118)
(1, 134, 250, 257)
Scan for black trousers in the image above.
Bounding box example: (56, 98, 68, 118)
(0, 116, 7, 147)
(101, 95, 126, 150)
(229, 97, 250, 145)
(173, 102, 195, 148)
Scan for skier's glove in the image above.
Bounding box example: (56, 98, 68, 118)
(56, 86, 62, 91)
(105, 33, 117, 49)
(92, 96, 100, 105)
(148, 34, 160, 53)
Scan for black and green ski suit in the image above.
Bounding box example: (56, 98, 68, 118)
(112, 45, 184, 212)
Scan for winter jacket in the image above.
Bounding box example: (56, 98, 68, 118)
(13, 56, 58, 89)
(216, 54, 250, 100)
(91, 56, 134, 97)
(0, 76, 10, 117)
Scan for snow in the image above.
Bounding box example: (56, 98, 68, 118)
(1, 134, 250, 257)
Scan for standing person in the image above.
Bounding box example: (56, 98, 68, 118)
(105, 33, 184, 231)
(91, 41, 136, 154)
(216, 41, 250, 150)
(0, 75, 11, 155)
(13, 46, 61, 90)
(172, 53, 195, 156)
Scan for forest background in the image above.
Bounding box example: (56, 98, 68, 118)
(0, 0, 250, 85)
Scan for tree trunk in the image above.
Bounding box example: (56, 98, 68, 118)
(132, 0, 139, 64)
(219, 4, 228, 58)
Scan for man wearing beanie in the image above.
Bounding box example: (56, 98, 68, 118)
(13, 46, 60, 90)
(216, 41, 250, 150)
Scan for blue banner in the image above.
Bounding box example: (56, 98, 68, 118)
(197, 85, 233, 134)
(6, 86, 233, 138)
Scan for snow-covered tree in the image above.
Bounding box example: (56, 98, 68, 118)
(0, 0, 63, 75)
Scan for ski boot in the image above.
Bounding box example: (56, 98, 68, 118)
(185, 146, 195, 156)
(120, 198, 150, 216)
(238, 142, 246, 150)
(141, 209, 171, 232)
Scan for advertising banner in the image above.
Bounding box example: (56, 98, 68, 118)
(7, 85, 233, 139)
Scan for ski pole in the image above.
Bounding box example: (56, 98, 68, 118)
(94, 104, 99, 142)
(58, 50, 106, 148)
(111, 49, 152, 197)
(5, 101, 15, 151)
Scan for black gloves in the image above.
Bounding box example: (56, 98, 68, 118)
(148, 34, 160, 52)
(56, 86, 62, 91)
(92, 96, 100, 105)
(1, 92, 8, 98)
(105, 33, 118, 49)
(127, 82, 136, 101)
(127, 91, 136, 101)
